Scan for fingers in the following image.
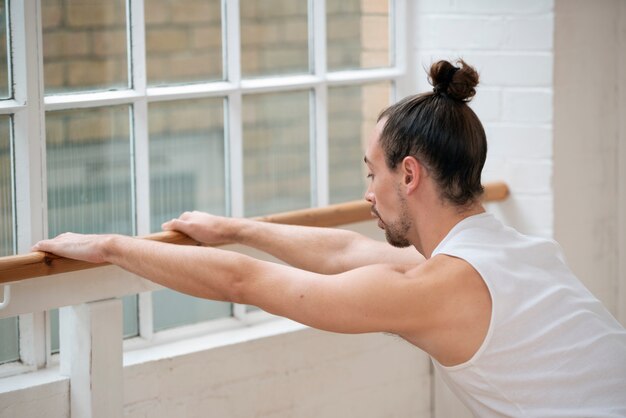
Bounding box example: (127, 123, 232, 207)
(161, 211, 208, 231)
(31, 233, 72, 252)
(29, 233, 109, 264)
(31, 239, 62, 255)
(162, 218, 187, 231)
(31, 240, 47, 252)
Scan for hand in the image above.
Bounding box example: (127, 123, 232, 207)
(31, 232, 115, 264)
(161, 211, 239, 246)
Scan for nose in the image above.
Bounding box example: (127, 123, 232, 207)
(364, 190, 375, 205)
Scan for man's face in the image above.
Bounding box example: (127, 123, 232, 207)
(364, 120, 412, 248)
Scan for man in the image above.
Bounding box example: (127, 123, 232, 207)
(34, 60, 626, 417)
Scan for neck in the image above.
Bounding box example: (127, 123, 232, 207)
(411, 201, 485, 259)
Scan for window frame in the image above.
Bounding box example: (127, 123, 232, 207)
(0, 0, 409, 373)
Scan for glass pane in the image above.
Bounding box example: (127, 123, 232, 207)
(50, 308, 59, 353)
(122, 294, 138, 337)
(0, 115, 12, 256)
(42, 0, 128, 94)
(241, 0, 309, 78)
(328, 82, 391, 203)
(243, 90, 311, 217)
(0, 1, 10, 98)
(153, 292, 232, 332)
(46, 106, 133, 236)
(0, 316, 19, 364)
(327, 0, 390, 71)
(145, 0, 223, 86)
(149, 97, 231, 331)
(0, 115, 17, 364)
(149, 98, 226, 227)
(46, 105, 138, 344)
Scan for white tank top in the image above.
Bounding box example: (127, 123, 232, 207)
(431, 213, 626, 417)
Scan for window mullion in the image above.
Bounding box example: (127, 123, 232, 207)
(225, 0, 242, 218)
(44, 90, 144, 111)
(224, 0, 246, 320)
(240, 74, 322, 94)
(129, 0, 147, 96)
(128, 0, 154, 339)
(311, 86, 328, 207)
(311, 0, 328, 207)
(147, 82, 237, 102)
(311, 0, 327, 75)
(390, 0, 415, 98)
(12, 0, 48, 369)
(134, 98, 152, 339)
(326, 68, 402, 85)
(13, 0, 46, 251)
(129, 0, 148, 236)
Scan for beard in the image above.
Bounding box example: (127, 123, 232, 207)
(374, 188, 412, 248)
(384, 223, 411, 248)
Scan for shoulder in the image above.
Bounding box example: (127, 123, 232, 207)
(403, 254, 487, 300)
(402, 255, 492, 366)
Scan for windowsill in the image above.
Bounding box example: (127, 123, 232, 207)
(0, 364, 67, 394)
(124, 312, 307, 367)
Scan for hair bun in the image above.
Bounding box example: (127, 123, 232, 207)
(429, 59, 479, 102)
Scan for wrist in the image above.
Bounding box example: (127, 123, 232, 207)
(230, 217, 254, 245)
(99, 234, 124, 264)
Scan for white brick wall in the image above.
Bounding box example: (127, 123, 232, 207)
(413, 0, 555, 238)
(502, 89, 552, 123)
(419, 14, 552, 51)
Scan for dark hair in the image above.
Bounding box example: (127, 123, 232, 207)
(378, 59, 487, 206)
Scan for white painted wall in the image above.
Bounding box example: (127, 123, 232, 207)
(553, 0, 626, 320)
(122, 324, 430, 418)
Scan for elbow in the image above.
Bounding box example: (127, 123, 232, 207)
(228, 276, 246, 304)
(224, 254, 254, 304)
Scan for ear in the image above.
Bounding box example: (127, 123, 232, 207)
(400, 156, 421, 194)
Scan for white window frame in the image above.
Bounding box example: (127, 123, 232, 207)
(0, 0, 410, 376)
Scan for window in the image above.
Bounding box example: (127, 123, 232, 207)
(0, 0, 405, 367)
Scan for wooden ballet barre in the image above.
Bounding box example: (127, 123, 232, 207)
(0, 182, 509, 284)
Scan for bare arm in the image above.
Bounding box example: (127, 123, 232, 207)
(162, 212, 424, 274)
(33, 233, 251, 302)
(31, 232, 425, 335)
(32, 233, 491, 363)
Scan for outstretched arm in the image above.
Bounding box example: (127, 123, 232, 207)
(31, 232, 425, 335)
(162, 212, 424, 274)
(32, 232, 491, 363)
(33, 233, 251, 302)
